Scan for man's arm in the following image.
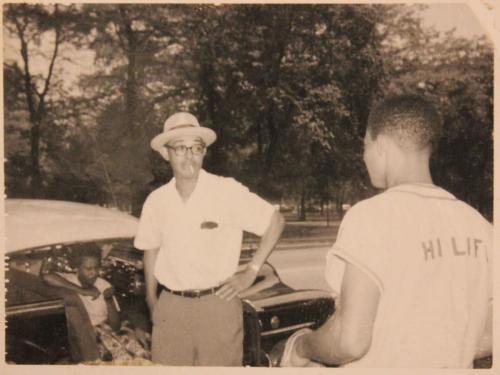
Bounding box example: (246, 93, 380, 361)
(291, 262, 380, 366)
(143, 248, 159, 319)
(41, 272, 100, 299)
(103, 287, 121, 331)
(216, 210, 285, 301)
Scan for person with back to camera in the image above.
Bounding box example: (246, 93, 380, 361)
(134, 111, 285, 366)
(278, 95, 492, 368)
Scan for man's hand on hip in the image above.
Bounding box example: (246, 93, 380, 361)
(216, 268, 258, 301)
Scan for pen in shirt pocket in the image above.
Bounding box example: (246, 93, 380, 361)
(200, 220, 219, 229)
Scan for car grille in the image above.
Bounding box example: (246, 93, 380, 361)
(259, 298, 334, 336)
(243, 297, 334, 366)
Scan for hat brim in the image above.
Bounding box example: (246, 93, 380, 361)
(151, 127, 217, 152)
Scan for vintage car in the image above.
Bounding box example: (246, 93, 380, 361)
(5, 199, 335, 366)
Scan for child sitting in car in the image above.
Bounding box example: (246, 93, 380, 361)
(41, 245, 151, 363)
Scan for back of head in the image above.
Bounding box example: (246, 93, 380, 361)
(367, 95, 442, 152)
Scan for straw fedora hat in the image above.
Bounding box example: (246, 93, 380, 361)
(150, 112, 217, 153)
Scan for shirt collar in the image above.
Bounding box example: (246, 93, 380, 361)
(386, 183, 457, 200)
(168, 168, 208, 203)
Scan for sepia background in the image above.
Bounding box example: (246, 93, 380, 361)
(2, 2, 493, 221)
(1, 0, 497, 373)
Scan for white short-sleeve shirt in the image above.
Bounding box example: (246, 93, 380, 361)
(134, 169, 276, 290)
(325, 184, 492, 368)
(60, 273, 119, 327)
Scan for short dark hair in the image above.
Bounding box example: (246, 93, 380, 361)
(367, 95, 442, 150)
(68, 243, 102, 269)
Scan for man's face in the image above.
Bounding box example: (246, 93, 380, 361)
(363, 128, 386, 189)
(77, 256, 101, 288)
(167, 135, 206, 180)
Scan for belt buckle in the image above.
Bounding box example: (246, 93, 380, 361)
(195, 290, 201, 298)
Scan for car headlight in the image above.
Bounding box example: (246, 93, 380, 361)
(270, 316, 280, 330)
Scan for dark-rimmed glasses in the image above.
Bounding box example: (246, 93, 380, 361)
(166, 143, 206, 156)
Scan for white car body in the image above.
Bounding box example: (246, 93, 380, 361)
(5, 199, 336, 295)
(5, 199, 138, 253)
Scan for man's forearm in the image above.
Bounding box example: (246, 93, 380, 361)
(296, 312, 363, 366)
(105, 298, 121, 331)
(42, 273, 85, 293)
(248, 210, 285, 270)
(293, 263, 379, 366)
(143, 248, 159, 303)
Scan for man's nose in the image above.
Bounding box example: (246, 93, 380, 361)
(89, 269, 98, 277)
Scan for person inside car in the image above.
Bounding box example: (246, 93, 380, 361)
(41, 245, 151, 362)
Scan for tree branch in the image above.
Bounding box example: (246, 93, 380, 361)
(15, 17, 38, 119)
(40, 12, 61, 100)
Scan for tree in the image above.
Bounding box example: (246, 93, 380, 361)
(73, 4, 193, 208)
(380, 13, 493, 220)
(4, 3, 492, 221)
(4, 4, 81, 196)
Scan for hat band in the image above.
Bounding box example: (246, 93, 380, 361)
(169, 124, 195, 131)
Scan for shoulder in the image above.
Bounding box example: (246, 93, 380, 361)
(455, 199, 493, 234)
(338, 194, 392, 237)
(147, 182, 172, 199)
(58, 272, 78, 284)
(94, 277, 112, 291)
(344, 194, 385, 222)
(143, 182, 173, 205)
(204, 171, 249, 193)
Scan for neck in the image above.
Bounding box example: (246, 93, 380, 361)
(175, 174, 199, 201)
(385, 153, 433, 188)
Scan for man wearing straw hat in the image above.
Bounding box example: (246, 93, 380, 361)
(134, 112, 285, 366)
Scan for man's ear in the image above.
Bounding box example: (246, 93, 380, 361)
(159, 146, 170, 161)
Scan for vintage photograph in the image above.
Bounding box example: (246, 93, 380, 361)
(2, 1, 494, 369)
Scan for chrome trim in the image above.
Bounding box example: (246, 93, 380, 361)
(261, 321, 315, 337)
(242, 299, 263, 313)
(107, 255, 139, 267)
(263, 352, 272, 367)
(6, 300, 64, 317)
(252, 289, 335, 309)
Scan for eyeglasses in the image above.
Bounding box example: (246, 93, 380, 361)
(167, 143, 206, 156)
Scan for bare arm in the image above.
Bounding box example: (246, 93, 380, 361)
(216, 210, 285, 301)
(249, 210, 286, 271)
(143, 248, 159, 318)
(103, 287, 121, 331)
(41, 272, 100, 299)
(294, 262, 380, 365)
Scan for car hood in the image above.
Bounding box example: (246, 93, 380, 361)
(5, 199, 138, 253)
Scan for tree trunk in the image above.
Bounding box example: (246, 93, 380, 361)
(14, 9, 61, 197)
(298, 179, 306, 221)
(29, 115, 42, 196)
(120, 14, 143, 138)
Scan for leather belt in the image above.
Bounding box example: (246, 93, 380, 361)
(161, 285, 221, 298)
